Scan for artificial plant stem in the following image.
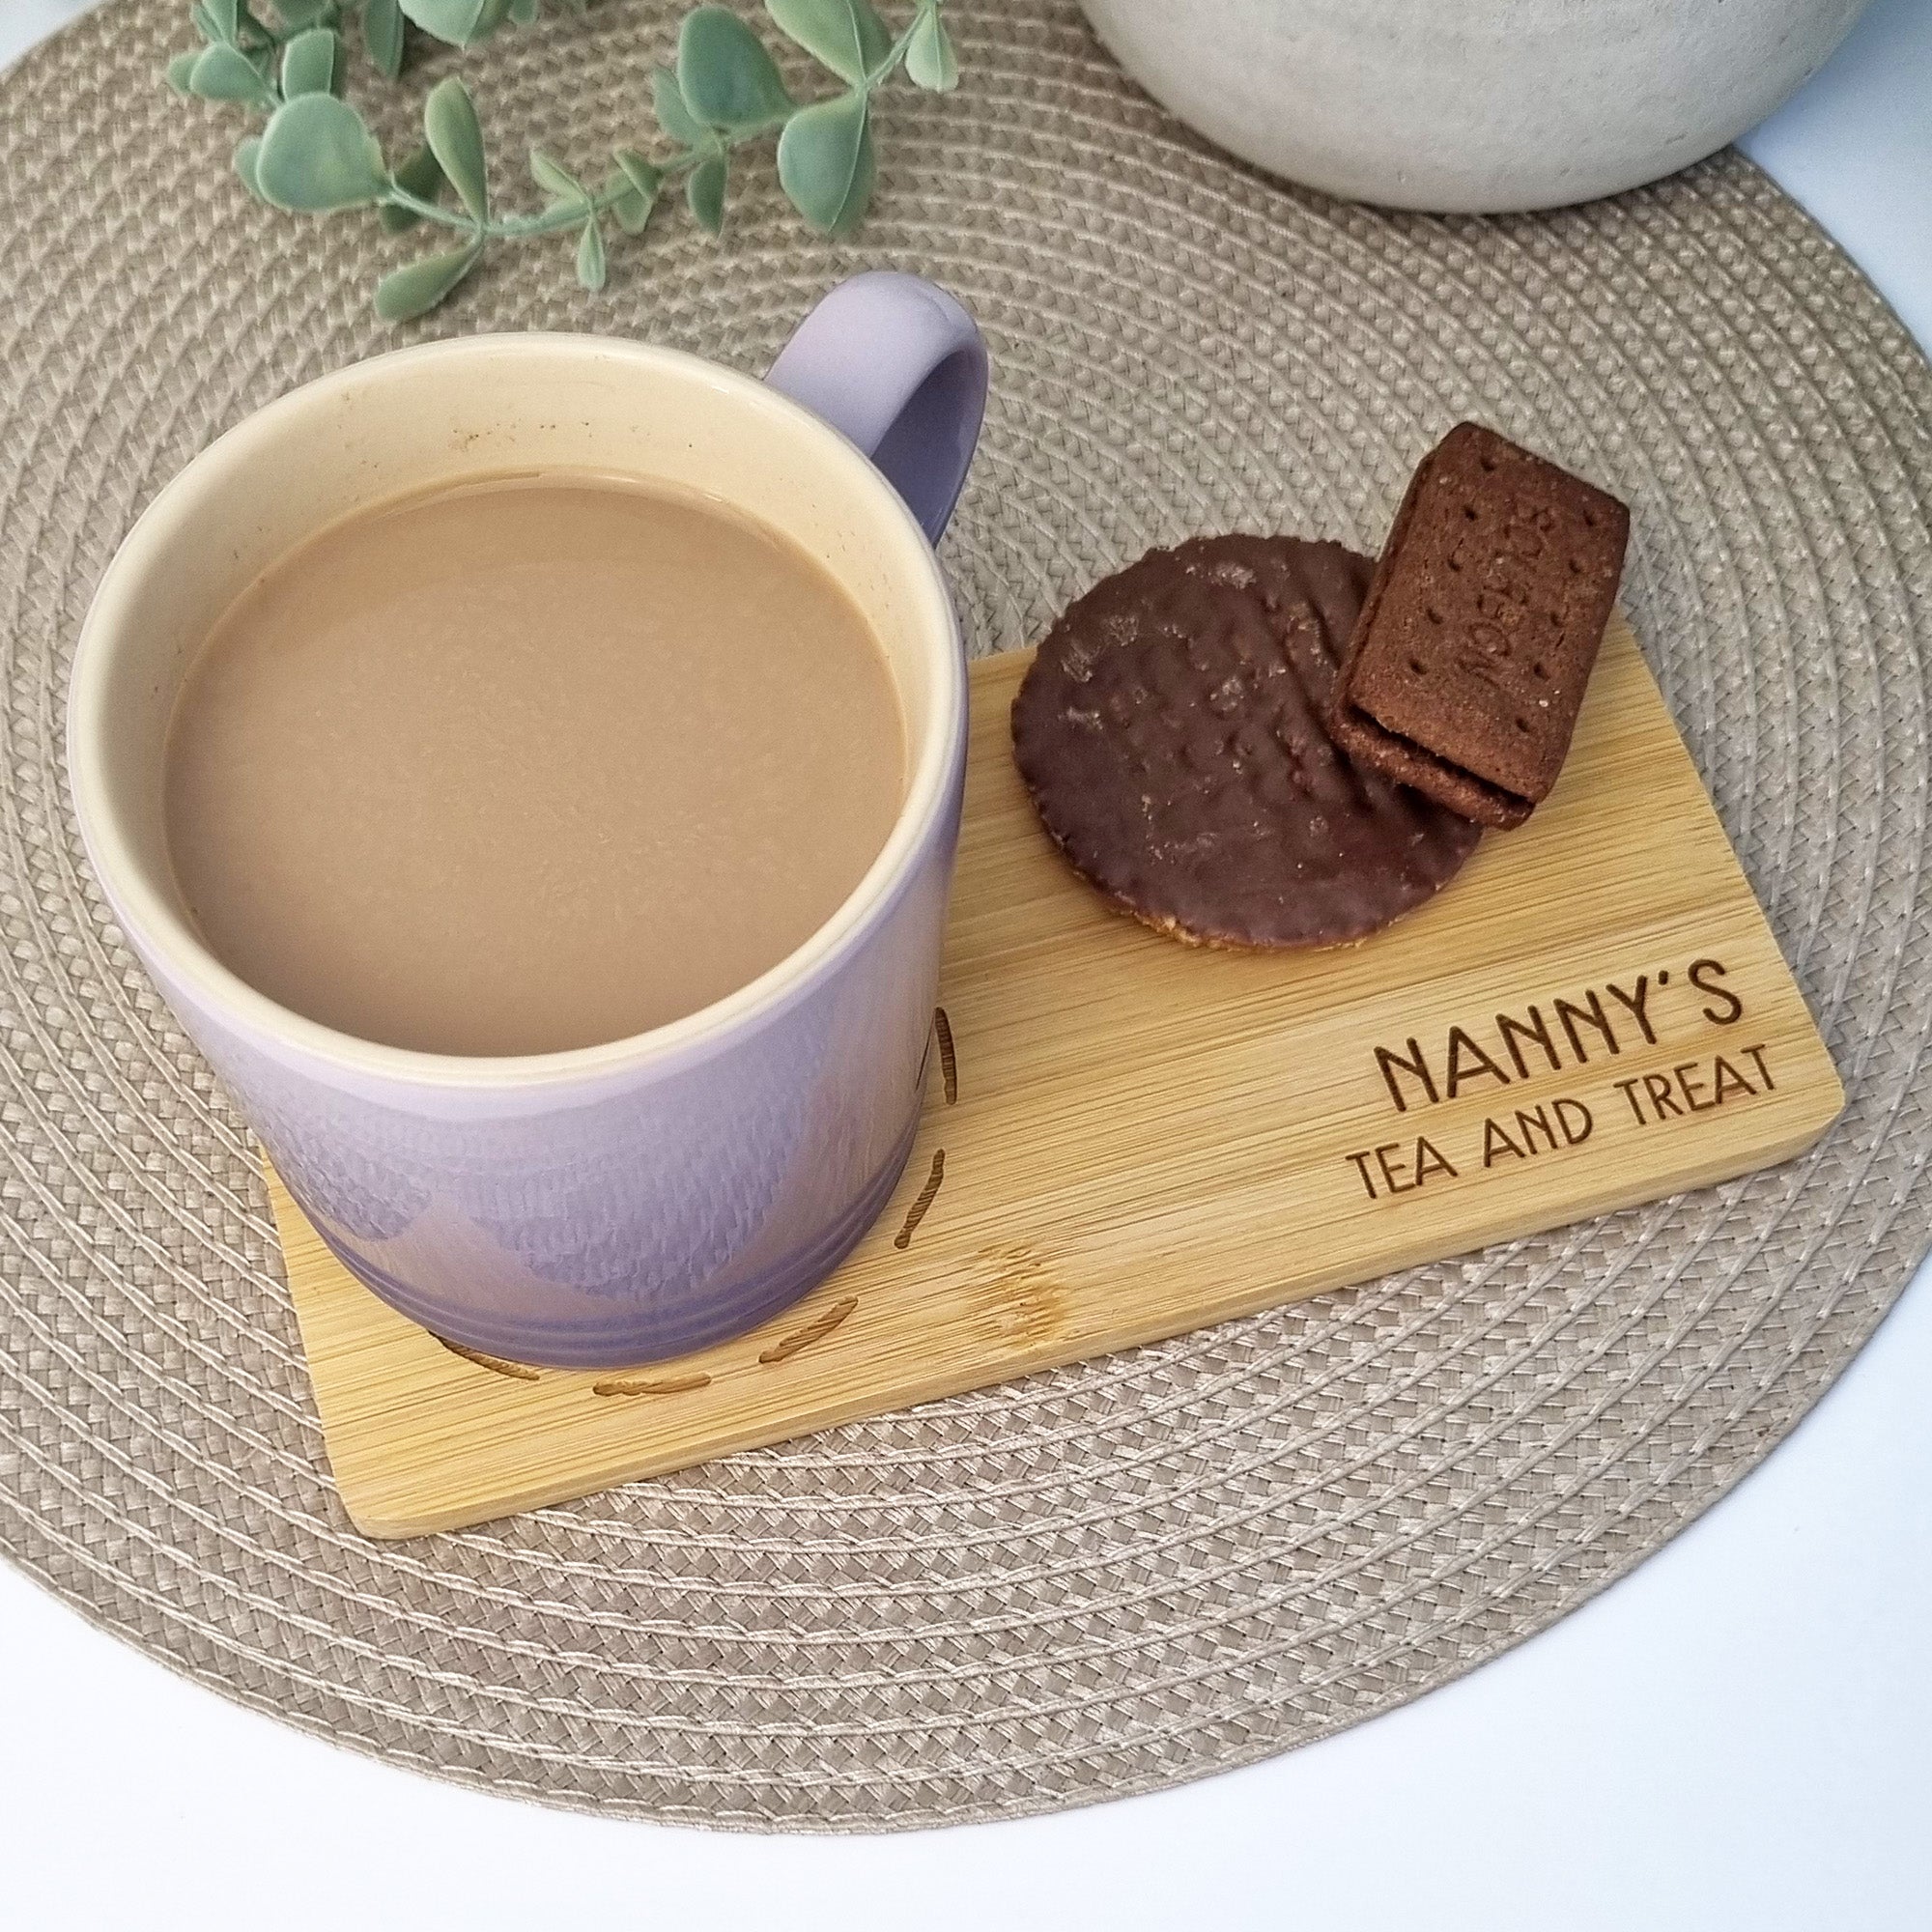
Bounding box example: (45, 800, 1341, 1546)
(381, 188, 626, 240)
(380, 111, 793, 239)
(170, 1, 961, 318)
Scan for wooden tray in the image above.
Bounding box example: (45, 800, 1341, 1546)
(270, 617, 1842, 1537)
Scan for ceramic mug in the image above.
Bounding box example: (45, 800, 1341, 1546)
(69, 271, 987, 1368)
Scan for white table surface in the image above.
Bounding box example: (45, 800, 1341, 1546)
(3, 5, 1929, 1927)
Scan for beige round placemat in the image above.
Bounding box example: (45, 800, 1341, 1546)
(2, 0, 1928, 1833)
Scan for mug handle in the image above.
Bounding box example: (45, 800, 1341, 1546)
(765, 271, 988, 546)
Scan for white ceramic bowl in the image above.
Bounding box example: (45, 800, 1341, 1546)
(1079, 0, 1872, 213)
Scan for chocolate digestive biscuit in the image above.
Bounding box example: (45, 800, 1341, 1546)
(1012, 535, 1482, 951)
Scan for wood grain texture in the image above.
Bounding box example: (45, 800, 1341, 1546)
(270, 618, 1843, 1538)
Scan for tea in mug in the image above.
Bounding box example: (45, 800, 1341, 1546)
(163, 473, 906, 1055)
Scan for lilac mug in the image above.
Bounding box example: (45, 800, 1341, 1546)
(69, 272, 987, 1368)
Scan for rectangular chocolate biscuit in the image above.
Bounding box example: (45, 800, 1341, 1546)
(1330, 422, 1629, 828)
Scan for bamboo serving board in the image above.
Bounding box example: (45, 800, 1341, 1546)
(270, 616, 1842, 1538)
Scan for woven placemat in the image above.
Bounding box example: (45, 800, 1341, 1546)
(2, 0, 1928, 1833)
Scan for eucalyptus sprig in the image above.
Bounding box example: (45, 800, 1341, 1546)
(166, 0, 959, 321)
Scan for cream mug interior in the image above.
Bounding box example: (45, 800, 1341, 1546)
(68, 315, 978, 1367)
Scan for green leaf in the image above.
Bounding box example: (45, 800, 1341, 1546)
(234, 135, 265, 199)
(381, 142, 445, 232)
(509, 0, 540, 22)
(189, 3, 222, 47)
(280, 27, 340, 99)
(905, 9, 957, 93)
(423, 76, 489, 222)
(189, 43, 272, 105)
(686, 153, 727, 235)
(651, 66, 707, 150)
(205, 0, 241, 42)
(529, 148, 587, 208)
(608, 151, 661, 234)
(400, 0, 515, 50)
(776, 88, 873, 234)
(614, 148, 663, 200)
(165, 50, 201, 95)
(374, 242, 484, 323)
(603, 172, 649, 234)
(253, 91, 388, 212)
(677, 8, 793, 130)
(276, 0, 333, 26)
(363, 0, 406, 81)
(765, 0, 891, 86)
(576, 215, 607, 292)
